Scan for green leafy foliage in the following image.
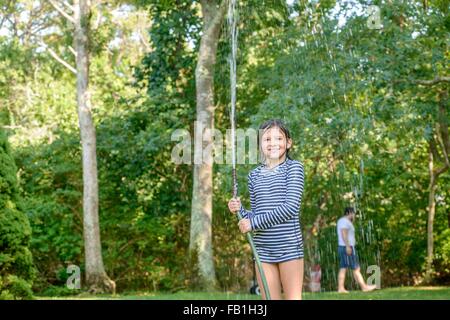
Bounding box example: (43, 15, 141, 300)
(0, 130, 36, 299)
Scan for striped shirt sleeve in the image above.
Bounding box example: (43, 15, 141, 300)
(239, 173, 255, 219)
(250, 162, 304, 231)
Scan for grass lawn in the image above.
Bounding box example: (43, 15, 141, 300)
(37, 286, 450, 300)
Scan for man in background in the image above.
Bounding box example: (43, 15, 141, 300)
(337, 207, 377, 293)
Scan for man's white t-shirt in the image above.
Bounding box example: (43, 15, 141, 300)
(337, 216, 355, 246)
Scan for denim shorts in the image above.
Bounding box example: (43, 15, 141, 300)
(338, 246, 360, 270)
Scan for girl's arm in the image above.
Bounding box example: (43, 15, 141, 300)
(250, 161, 304, 231)
(239, 173, 255, 219)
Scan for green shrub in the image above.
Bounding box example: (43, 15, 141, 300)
(0, 275, 34, 300)
(0, 130, 36, 299)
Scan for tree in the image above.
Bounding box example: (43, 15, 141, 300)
(42, 0, 116, 293)
(425, 88, 449, 281)
(189, 0, 228, 291)
(73, 0, 115, 293)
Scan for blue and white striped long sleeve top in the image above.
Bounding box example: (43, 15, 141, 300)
(239, 158, 305, 263)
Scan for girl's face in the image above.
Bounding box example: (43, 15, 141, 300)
(260, 127, 292, 161)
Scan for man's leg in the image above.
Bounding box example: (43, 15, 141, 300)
(338, 268, 348, 293)
(352, 267, 376, 292)
(279, 258, 304, 300)
(337, 246, 349, 293)
(255, 262, 283, 300)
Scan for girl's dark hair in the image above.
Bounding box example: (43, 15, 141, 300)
(258, 119, 293, 163)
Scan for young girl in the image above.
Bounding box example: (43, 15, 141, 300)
(228, 119, 305, 300)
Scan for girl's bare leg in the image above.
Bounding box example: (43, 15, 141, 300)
(279, 258, 304, 300)
(255, 262, 282, 300)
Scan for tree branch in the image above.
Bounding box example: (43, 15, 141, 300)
(436, 125, 450, 168)
(41, 42, 77, 74)
(49, 0, 75, 24)
(0, 0, 12, 30)
(69, 46, 77, 57)
(413, 76, 450, 86)
(61, 1, 74, 12)
(138, 32, 151, 51)
(394, 76, 450, 86)
(431, 132, 449, 178)
(435, 163, 449, 178)
(429, 136, 442, 163)
(1, 125, 24, 129)
(438, 90, 450, 155)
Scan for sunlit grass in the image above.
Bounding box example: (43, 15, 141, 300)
(37, 286, 450, 300)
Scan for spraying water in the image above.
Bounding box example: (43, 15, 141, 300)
(224, 0, 381, 295)
(227, 0, 271, 300)
(228, 0, 238, 197)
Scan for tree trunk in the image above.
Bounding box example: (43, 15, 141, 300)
(189, 0, 226, 291)
(423, 89, 449, 283)
(74, 0, 115, 294)
(425, 146, 436, 281)
(437, 91, 450, 228)
(448, 209, 450, 229)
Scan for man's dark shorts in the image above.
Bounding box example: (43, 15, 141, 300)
(338, 246, 360, 270)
